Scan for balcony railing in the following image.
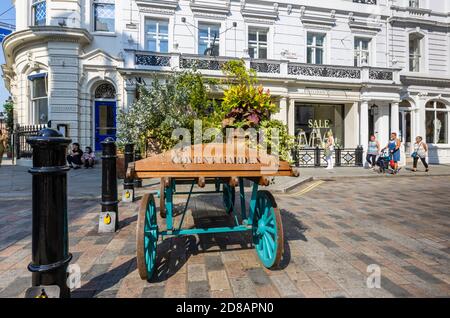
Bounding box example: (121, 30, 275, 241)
(124, 50, 399, 84)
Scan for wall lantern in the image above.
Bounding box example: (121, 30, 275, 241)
(370, 104, 379, 116)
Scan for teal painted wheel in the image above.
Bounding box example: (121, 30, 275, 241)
(137, 193, 158, 280)
(252, 190, 284, 269)
(223, 184, 236, 214)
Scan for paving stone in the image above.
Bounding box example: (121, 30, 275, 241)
(315, 237, 339, 249)
(188, 281, 210, 298)
(204, 254, 225, 271)
(270, 274, 301, 297)
(403, 265, 445, 284)
(381, 277, 412, 297)
(187, 264, 207, 282)
(229, 276, 256, 298)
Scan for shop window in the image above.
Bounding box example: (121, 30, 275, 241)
(32, 0, 46, 26)
(426, 101, 448, 144)
(93, 0, 115, 32)
(198, 23, 220, 56)
(354, 38, 371, 67)
(307, 33, 325, 65)
(28, 73, 48, 125)
(145, 19, 169, 53)
(295, 104, 344, 148)
(409, 33, 423, 72)
(248, 28, 268, 59)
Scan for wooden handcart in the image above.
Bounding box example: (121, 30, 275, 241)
(128, 143, 299, 280)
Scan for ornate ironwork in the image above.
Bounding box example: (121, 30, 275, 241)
(288, 63, 361, 79)
(293, 147, 363, 167)
(250, 61, 280, 74)
(180, 57, 228, 70)
(95, 83, 116, 99)
(369, 69, 393, 81)
(135, 54, 171, 67)
(353, 0, 377, 4)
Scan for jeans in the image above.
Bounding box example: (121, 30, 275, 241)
(413, 156, 428, 169)
(366, 154, 377, 167)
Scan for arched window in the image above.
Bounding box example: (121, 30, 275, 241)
(95, 83, 116, 99)
(28, 70, 48, 124)
(426, 101, 448, 144)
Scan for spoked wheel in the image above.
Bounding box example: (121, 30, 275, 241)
(159, 178, 167, 218)
(136, 193, 159, 280)
(222, 184, 236, 214)
(252, 190, 284, 269)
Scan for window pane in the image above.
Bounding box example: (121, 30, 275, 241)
(315, 48, 323, 64)
(362, 40, 369, 50)
(259, 32, 267, 42)
(146, 21, 156, 33)
(212, 45, 220, 56)
(249, 47, 255, 58)
(199, 26, 208, 39)
(199, 43, 208, 55)
(307, 34, 313, 46)
(354, 39, 359, 49)
(249, 31, 257, 42)
(316, 35, 324, 47)
(425, 111, 434, 143)
(33, 1, 46, 26)
(307, 47, 313, 63)
(259, 47, 267, 59)
(35, 98, 48, 124)
(32, 77, 47, 98)
(94, 4, 115, 32)
(147, 39, 157, 52)
(436, 111, 447, 144)
(210, 25, 220, 38)
(160, 40, 168, 53)
(159, 22, 168, 35)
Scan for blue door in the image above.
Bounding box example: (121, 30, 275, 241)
(95, 100, 116, 151)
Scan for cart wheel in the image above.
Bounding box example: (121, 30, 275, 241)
(252, 190, 284, 269)
(159, 178, 167, 218)
(223, 184, 236, 214)
(136, 193, 159, 280)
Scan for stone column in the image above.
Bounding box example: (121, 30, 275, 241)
(360, 101, 369, 150)
(273, 97, 288, 124)
(288, 99, 295, 136)
(391, 102, 400, 135)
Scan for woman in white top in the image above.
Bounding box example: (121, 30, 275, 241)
(325, 130, 335, 170)
(412, 136, 429, 172)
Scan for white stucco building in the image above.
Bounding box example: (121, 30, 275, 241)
(2, 0, 450, 163)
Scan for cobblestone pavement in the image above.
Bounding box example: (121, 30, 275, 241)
(0, 176, 449, 298)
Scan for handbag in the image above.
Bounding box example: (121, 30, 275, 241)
(411, 151, 418, 159)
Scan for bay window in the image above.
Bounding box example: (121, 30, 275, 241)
(354, 38, 371, 67)
(198, 23, 220, 56)
(248, 28, 268, 59)
(93, 0, 115, 32)
(307, 33, 325, 65)
(29, 73, 48, 125)
(145, 19, 169, 52)
(32, 0, 46, 26)
(426, 101, 448, 144)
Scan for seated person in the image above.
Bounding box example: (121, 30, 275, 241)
(67, 143, 83, 169)
(81, 146, 96, 168)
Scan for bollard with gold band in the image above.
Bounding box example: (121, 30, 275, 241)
(99, 137, 119, 233)
(26, 128, 72, 298)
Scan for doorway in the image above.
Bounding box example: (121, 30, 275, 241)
(94, 83, 116, 151)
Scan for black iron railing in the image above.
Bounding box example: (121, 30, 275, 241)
(291, 146, 363, 167)
(14, 124, 47, 159)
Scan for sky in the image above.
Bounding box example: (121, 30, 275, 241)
(0, 1, 15, 112)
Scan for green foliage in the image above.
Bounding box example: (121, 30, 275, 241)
(117, 70, 218, 154)
(3, 99, 14, 148)
(221, 60, 278, 128)
(259, 119, 295, 163)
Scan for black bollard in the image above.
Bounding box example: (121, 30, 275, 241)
(27, 128, 72, 298)
(122, 143, 135, 202)
(99, 137, 119, 232)
(134, 149, 143, 188)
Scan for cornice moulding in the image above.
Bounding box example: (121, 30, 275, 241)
(190, 0, 231, 16)
(135, 0, 179, 12)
